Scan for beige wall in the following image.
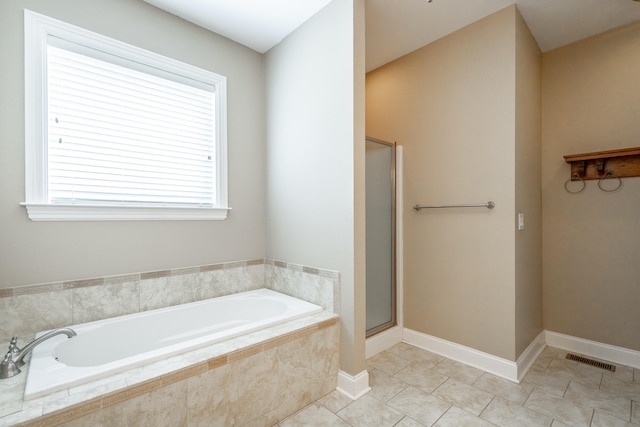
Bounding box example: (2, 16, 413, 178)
(542, 22, 640, 351)
(0, 0, 266, 287)
(265, 0, 367, 375)
(367, 6, 538, 361)
(514, 11, 543, 357)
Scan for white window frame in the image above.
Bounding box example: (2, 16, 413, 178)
(22, 10, 229, 221)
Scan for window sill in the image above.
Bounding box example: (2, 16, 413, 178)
(21, 203, 231, 221)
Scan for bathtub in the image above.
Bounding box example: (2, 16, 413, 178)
(24, 288, 322, 399)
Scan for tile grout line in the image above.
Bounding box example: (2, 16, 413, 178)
(477, 395, 496, 420)
(521, 383, 535, 407)
(432, 405, 453, 427)
(588, 407, 595, 426)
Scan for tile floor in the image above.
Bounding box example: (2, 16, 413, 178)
(278, 343, 640, 427)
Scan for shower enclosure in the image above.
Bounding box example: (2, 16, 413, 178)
(365, 137, 396, 337)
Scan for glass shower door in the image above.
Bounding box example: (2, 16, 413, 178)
(365, 137, 396, 336)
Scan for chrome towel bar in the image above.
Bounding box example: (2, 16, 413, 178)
(413, 201, 495, 211)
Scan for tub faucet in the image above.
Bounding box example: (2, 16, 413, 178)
(0, 328, 77, 379)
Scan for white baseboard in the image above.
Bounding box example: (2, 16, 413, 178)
(336, 370, 371, 400)
(366, 326, 403, 359)
(545, 330, 640, 369)
(345, 330, 639, 399)
(516, 331, 546, 382)
(403, 328, 520, 382)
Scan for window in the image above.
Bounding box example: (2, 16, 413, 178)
(23, 10, 229, 221)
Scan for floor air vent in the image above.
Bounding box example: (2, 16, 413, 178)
(566, 353, 616, 372)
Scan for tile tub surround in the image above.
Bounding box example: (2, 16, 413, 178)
(265, 259, 340, 314)
(0, 312, 340, 426)
(0, 258, 340, 344)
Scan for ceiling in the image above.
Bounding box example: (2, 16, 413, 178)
(143, 0, 640, 72)
(142, 0, 333, 53)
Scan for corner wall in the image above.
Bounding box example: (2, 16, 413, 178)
(514, 10, 543, 358)
(541, 22, 640, 351)
(264, 0, 367, 376)
(0, 0, 265, 287)
(366, 6, 521, 361)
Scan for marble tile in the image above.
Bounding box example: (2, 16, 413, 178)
(40, 386, 107, 414)
(395, 416, 424, 426)
(192, 269, 224, 301)
(170, 272, 199, 304)
(434, 406, 497, 427)
(229, 347, 282, 425)
(266, 265, 299, 299)
(435, 359, 484, 385)
(601, 375, 640, 401)
(0, 404, 43, 427)
(266, 264, 337, 313)
(292, 271, 335, 312)
(122, 360, 172, 386)
(591, 410, 635, 427)
(275, 345, 324, 416)
(337, 395, 404, 427)
(27, 388, 72, 415)
(367, 351, 412, 376)
(531, 354, 553, 371)
(368, 368, 409, 402)
(524, 388, 594, 426)
(11, 282, 64, 296)
(72, 280, 139, 324)
(0, 399, 21, 421)
(393, 362, 449, 393)
(388, 344, 444, 367)
(0, 290, 73, 343)
(0, 374, 26, 418)
(522, 365, 570, 397)
(604, 364, 635, 384)
(564, 381, 631, 421)
(58, 403, 123, 427)
(545, 358, 603, 387)
(185, 322, 337, 427)
(139, 276, 188, 312)
(473, 373, 533, 405)
(68, 378, 129, 400)
(122, 380, 188, 426)
(481, 397, 552, 427)
(279, 403, 350, 427)
(187, 362, 235, 426)
(387, 386, 451, 426)
(317, 390, 354, 413)
(218, 264, 264, 296)
(542, 347, 569, 360)
(433, 379, 493, 416)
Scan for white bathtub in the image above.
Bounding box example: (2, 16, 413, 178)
(24, 288, 322, 399)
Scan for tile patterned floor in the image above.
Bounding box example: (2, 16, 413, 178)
(278, 344, 640, 427)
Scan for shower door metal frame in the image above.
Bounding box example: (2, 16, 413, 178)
(365, 137, 397, 338)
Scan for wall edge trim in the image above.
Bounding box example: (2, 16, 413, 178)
(336, 369, 371, 400)
(544, 330, 640, 369)
(402, 328, 519, 382)
(516, 331, 546, 382)
(365, 325, 403, 359)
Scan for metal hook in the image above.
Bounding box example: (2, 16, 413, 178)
(564, 173, 585, 193)
(598, 170, 622, 192)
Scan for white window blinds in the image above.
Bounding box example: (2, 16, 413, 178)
(47, 41, 216, 207)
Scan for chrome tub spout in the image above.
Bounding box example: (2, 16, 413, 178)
(0, 328, 77, 379)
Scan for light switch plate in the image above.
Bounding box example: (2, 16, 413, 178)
(518, 213, 525, 230)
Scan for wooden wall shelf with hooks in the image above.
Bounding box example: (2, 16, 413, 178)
(563, 147, 640, 180)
